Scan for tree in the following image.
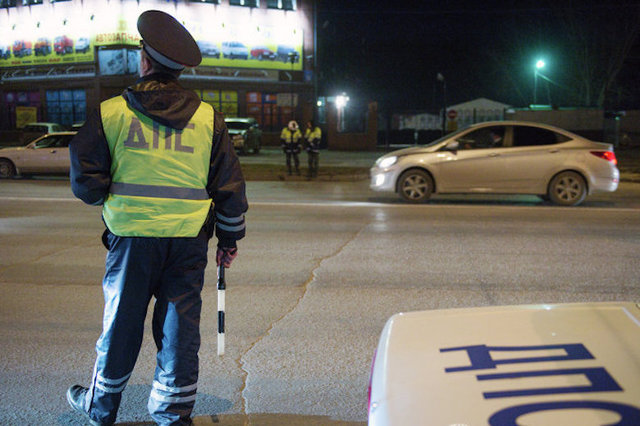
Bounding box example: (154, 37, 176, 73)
(558, 2, 640, 108)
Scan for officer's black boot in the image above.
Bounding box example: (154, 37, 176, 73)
(67, 385, 112, 426)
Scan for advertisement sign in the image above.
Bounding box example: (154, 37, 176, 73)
(0, 5, 302, 71)
(0, 35, 94, 67)
(15, 106, 38, 128)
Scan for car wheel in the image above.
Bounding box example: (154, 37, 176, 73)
(398, 169, 433, 203)
(548, 171, 587, 206)
(0, 159, 17, 178)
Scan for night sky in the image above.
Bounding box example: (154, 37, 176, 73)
(316, 1, 640, 113)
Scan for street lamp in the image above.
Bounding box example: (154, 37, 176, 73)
(288, 51, 296, 121)
(335, 93, 349, 132)
(534, 59, 545, 105)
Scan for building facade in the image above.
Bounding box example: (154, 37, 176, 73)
(0, 0, 316, 134)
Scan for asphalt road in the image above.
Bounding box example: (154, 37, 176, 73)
(1, 179, 639, 425)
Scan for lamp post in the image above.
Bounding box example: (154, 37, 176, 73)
(288, 51, 296, 121)
(534, 59, 545, 105)
(437, 73, 446, 136)
(335, 93, 349, 132)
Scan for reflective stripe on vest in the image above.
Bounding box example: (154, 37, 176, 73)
(101, 95, 214, 237)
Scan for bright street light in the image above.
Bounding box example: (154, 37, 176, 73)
(536, 59, 545, 69)
(335, 94, 349, 108)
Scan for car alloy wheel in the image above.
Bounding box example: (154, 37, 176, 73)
(0, 159, 16, 178)
(548, 171, 587, 206)
(398, 169, 433, 203)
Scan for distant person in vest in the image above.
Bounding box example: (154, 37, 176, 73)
(66, 10, 247, 426)
(304, 120, 322, 178)
(280, 119, 302, 175)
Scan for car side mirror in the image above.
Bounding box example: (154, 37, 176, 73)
(444, 141, 459, 151)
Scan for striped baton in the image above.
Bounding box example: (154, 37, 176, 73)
(217, 265, 226, 356)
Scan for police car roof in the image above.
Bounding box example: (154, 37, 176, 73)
(369, 302, 640, 425)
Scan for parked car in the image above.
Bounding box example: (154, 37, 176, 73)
(197, 40, 220, 58)
(225, 117, 261, 154)
(0, 132, 76, 178)
(22, 122, 66, 134)
(368, 302, 640, 426)
(221, 41, 249, 60)
(370, 121, 619, 206)
(250, 46, 276, 61)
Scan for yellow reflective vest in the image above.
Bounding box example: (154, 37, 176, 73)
(100, 96, 214, 237)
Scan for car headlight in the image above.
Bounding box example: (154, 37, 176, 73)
(377, 156, 397, 169)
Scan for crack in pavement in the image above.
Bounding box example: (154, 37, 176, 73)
(235, 224, 367, 417)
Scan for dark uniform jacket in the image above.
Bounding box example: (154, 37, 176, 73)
(69, 73, 247, 248)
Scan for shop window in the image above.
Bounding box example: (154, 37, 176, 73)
(0, 0, 17, 8)
(266, 0, 295, 10)
(189, 0, 219, 3)
(22, 0, 42, 5)
(246, 92, 295, 132)
(46, 89, 86, 126)
(198, 89, 239, 118)
(98, 48, 139, 75)
(229, 0, 259, 7)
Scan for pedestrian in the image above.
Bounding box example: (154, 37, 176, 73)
(66, 10, 247, 426)
(280, 120, 302, 175)
(304, 120, 321, 178)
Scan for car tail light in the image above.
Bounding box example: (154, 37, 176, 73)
(590, 151, 617, 166)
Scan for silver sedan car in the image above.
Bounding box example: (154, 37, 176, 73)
(0, 132, 76, 178)
(370, 121, 619, 206)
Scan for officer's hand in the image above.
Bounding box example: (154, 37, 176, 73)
(216, 247, 238, 268)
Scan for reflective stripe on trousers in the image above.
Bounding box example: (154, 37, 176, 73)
(87, 229, 209, 425)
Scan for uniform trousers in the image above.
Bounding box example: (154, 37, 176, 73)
(85, 228, 209, 425)
(307, 151, 319, 177)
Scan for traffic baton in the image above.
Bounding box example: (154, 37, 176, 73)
(217, 265, 226, 356)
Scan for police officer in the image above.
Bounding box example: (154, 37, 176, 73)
(66, 10, 247, 426)
(304, 120, 322, 178)
(280, 120, 302, 175)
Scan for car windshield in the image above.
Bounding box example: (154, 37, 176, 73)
(226, 121, 252, 130)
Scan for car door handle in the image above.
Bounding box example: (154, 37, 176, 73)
(549, 149, 559, 153)
(488, 153, 500, 157)
(50, 149, 57, 153)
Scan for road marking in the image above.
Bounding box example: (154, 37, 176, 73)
(1, 196, 637, 212)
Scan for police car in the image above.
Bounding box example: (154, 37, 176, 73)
(368, 302, 640, 425)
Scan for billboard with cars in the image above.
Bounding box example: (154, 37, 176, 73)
(0, 1, 303, 71)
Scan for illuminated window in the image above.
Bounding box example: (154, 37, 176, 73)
(267, 0, 296, 10)
(188, 0, 219, 3)
(98, 48, 140, 76)
(22, 0, 43, 5)
(229, 0, 259, 7)
(0, 0, 17, 8)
